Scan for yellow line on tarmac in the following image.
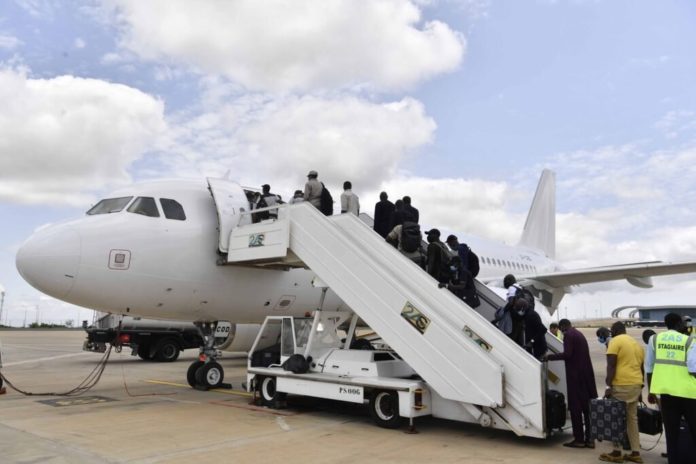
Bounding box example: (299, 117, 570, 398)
(144, 379, 253, 397)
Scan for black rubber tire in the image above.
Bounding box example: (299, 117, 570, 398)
(154, 338, 180, 362)
(257, 376, 287, 408)
(195, 361, 224, 388)
(186, 360, 205, 388)
(137, 343, 153, 360)
(369, 390, 402, 429)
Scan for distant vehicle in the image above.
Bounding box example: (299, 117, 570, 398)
(83, 313, 203, 362)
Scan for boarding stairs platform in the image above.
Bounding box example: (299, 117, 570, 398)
(216, 202, 565, 438)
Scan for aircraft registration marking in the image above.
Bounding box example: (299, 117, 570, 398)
(401, 302, 430, 334)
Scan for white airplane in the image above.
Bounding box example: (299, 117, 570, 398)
(15, 169, 696, 387)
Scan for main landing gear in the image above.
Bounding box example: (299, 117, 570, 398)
(187, 321, 230, 390)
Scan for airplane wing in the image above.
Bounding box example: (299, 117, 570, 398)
(526, 261, 696, 288)
(482, 261, 696, 312)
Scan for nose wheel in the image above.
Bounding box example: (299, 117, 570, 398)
(187, 360, 224, 389)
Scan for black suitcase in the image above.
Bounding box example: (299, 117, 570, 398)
(545, 389, 567, 430)
(590, 398, 627, 444)
(675, 419, 696, 464)
(637, 403, 662, 435)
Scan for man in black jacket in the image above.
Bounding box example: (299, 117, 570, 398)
(373, 191, 394, 238)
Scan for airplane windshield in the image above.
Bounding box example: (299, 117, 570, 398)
(86, 197, 133, 215)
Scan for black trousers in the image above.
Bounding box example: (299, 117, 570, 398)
(660, 394, 696, 464)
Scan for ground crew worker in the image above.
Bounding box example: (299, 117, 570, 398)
(646, 312, 696, 463)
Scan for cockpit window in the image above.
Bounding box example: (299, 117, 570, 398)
(160, 198, 186, 220)
(127, 197, 160, 217)
(86, 197, 133, 215)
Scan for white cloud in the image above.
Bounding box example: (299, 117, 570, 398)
(74, 37, 86, 49)
(107, 0, 465, 92)
(0, 67, 166, 206)
(153, 94, 436, 197)
(0, 35, 21, 49)
(654, 110, 696, 140)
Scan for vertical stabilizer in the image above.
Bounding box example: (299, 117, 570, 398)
(518, 169, 556, 259)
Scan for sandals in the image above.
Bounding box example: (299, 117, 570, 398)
(599, 452, 624, 463)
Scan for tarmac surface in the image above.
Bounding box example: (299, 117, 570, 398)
(0, 328, 668, 464)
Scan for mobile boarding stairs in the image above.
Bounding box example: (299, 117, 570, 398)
(213, 197, 567, 438)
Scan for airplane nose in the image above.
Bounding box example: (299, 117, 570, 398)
(16, 225, 81, 300)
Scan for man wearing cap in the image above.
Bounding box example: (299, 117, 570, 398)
(303, 170, 323, 209)
(425, 229, 450, 284)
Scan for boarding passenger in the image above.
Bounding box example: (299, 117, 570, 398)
(288, 190, 305, 205)
(402, 196, 419, 224)
(646, 313, 696, 464)
(303, 170, 323, 209)
(502, 274, 525, 346)
(391, 199, 406, 228)
(386, 223, 424, 268)
(446, 257, 480, 308)
(522, 302, 548, 360)
(599, 321, 645, 463)
(373, 192, 394, 238)
(340, 181, 360, 215)
(425, 229, 450, 284)
(597, 327, 611, 348)
(550, 322, 563, 341)
(445, 235, 480, 278)
(256, 184, 282, 220)
(545, 319, 598, 449)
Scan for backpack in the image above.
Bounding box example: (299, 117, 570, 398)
(282, 354, 309, 374)
(400, 221, 421, 252)
(319, 182, 333, 216)
(468, 249, 480, 277)
(513, 285, 535, 311)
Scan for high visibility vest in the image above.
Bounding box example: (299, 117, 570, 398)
(650, 330, 696, 398)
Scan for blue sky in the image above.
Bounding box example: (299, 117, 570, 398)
(1, 0, 696, 325)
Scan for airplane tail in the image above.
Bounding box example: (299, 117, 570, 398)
(518, 169, 556, 259)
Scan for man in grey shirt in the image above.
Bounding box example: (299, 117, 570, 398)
(303, 170, 322, 209)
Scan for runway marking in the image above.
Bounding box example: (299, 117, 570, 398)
(2, 352, 92, 367)
(144, 379, 253, 397)
(276, 416, 291, 431)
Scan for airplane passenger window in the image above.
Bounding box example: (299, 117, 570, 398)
(160, 198, 186, 220)
(127, 197, 160, 217)
(86, 197, 133, 215)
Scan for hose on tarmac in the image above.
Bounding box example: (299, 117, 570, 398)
(0, 345, 112, 397)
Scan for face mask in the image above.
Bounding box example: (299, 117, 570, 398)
(598, 336, 608, 345)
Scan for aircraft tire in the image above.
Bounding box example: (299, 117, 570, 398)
(369, 390, 402, 429)
(195, 361, 224, 389)
(154, 338, 180, 362)
(258, 376, 287, 408)
(186, 360, 205, 387)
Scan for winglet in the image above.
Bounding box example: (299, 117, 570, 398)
(518, 169, 556, 259)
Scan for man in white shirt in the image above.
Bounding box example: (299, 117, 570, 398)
(340, 181, 360, 215)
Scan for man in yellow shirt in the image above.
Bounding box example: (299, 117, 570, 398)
(599, 321, 645, 463)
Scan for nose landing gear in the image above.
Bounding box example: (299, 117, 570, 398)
(186, 321, 231, 390)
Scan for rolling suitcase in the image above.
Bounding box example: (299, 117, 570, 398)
(675, 419, 696, 464)
(589, 397, 627, 444)
(545, 389, 567, 430)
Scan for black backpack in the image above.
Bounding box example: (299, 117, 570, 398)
(400, 221, 421, 252)
(513, 285, 535, 311)
(468, 249, 480, 277)
(319, 182, 333, 216)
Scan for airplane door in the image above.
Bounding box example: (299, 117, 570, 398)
(207, 178, 247, 253)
